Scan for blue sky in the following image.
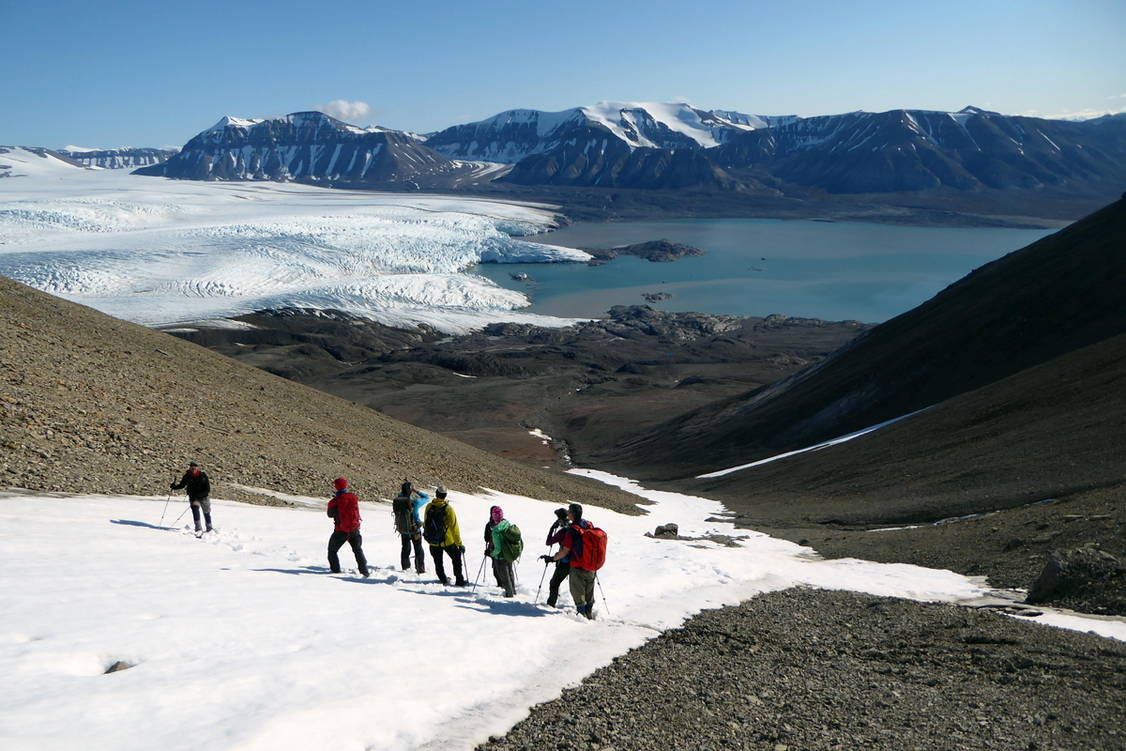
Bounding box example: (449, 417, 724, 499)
(1, 0, 1123, 148)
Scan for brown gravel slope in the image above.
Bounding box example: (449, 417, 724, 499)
(0, 276, 641, 512)
(480, 589, 1126, 751)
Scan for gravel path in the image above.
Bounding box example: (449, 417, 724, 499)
(480, 589, 1125, 751)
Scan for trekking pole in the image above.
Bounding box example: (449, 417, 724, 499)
(534, 559, 549, 604)
(170, 504, 190, 528)
(158, 490, 172, 527)
(595, 573, 610, 615)
(471, 555, 487, 592)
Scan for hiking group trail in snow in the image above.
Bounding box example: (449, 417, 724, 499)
(2, 472, 1122, 751)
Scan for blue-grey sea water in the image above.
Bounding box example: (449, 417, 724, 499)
(475, 218, 1054, 323)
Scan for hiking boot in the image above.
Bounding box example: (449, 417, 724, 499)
(438, 576, 450, 585)
(454, 579, 469, 587)
(361, 570, 370, 578)
(416, 568, 425, 574)
(205, 526, 214, 533)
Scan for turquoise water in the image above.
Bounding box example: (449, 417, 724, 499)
(475, 218, 1054, 323)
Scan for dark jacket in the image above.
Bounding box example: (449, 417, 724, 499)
(172, 469, 210, 500)
(484, 518, 497, 555)
(546, 520, 570, 563)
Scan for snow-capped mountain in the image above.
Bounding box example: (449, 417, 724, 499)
(711, 106, 1126, 194)
(135, 111, 458, 184)
(58, 146, 179, 169)
(0, 146, 88, 177)
(425, 102, 797, 163)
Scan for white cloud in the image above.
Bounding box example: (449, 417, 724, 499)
(314, 100, 373, 123)
(1018, 104, 1126, 121)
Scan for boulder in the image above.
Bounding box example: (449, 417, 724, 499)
(654, 523, 679, 538)
(1025, 544, 1126, 613)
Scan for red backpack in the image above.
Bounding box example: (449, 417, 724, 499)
(570, 521, 607, 571)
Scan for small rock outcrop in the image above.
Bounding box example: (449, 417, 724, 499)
(654, 523, 679, 538)
(1025, 544, 1126, 614)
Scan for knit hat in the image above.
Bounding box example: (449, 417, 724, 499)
(333, 477, 348, 491)
(188, 461, 199, 467)
(435, 485, 447, 498)
(554, 507, 568, 521)
(490, 506, 504, 523)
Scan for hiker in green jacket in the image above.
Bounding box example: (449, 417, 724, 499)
(488, 505, 522, 597)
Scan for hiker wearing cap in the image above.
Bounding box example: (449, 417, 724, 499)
(392, 481, 429, 573)
(543, 503, 596, 619)
(327, 478, 369, 578)
(422, 486, 467, 586)
(170, 461, 212, 534)
(488, 506, 523, 597)
(543, 507, 571, 607)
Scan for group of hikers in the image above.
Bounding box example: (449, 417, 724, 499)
(170, 463, 607, 619)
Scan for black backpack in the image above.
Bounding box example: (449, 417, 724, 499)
(392, 495, 415, 535)
(423, 503, 448, 545)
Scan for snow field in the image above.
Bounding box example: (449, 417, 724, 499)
(0, 168, 589, 332)
(3, 474, 1122, 751)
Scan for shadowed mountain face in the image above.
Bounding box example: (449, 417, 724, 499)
(593, 195, 1126, 485)
(58, 147, 179, 169)
(711, 108, 1126, 195)
(135, 112, 456, 184)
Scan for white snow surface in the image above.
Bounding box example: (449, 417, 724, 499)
(0, 169, 590, 332)
(3, 473, 1121, 751)
(0, 146, 87, 178)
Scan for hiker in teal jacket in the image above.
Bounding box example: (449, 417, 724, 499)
(488, 506, 520, 597)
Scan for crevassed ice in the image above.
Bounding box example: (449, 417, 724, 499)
(0, 169, 590, 332)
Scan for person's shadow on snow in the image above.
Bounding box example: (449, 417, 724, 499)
(110, 519, 175, 531)
(253, 566, 398, 585)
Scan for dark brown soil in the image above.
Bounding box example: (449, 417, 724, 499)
(0, 276, 641, 513)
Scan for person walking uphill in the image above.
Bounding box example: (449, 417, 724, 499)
(488, 506, 523, 597)
(422, 486, 467, 586)
(327, 478, 369, 578)
(171, 461, 212, 534)
(393, 481, 429, 573)
(543, 503, 606, 619)
(543, 507, 571, 607)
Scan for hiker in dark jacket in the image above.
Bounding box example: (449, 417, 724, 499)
(543, 507, 571, 607)
(170, 461, 212, 533)
(327, 477, 369, 578)
(543, 503, 596, 619)
(488, 506, 518, 597)
(422, 486, 466, 586)
(484, 505, 501, 586)
(393, 481, 428, 573)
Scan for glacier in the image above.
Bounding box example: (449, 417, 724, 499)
(0, 157, 590, 331)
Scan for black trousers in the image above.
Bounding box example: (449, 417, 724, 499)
(546, 560, 570, 606)
(328, 530, 368, 576)
(429, 544, 465, 584)
(401, 533, 425, 572)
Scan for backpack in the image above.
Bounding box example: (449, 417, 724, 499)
(423, 503, 448, 545)
(392, 495, 415, 535)
(499, 523, 524, 562)
(571, 522, 607, 571)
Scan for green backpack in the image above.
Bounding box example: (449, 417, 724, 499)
(499, 523, 524, 562)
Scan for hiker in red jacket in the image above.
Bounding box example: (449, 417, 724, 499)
(327, 477, 369, 578)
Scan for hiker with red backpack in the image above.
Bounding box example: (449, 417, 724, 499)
(392, 481, 428, 573)
(488, 506, 523, 597)
(542, 502, 606, 619)
(422, 486, 467, 586)
(327, 477, 369, 578)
